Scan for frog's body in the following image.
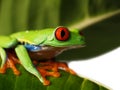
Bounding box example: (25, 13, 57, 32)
(0, 26, 85, 85)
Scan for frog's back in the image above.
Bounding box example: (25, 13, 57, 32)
(11, 28, 54, 45)
(0, 36, 17, 48)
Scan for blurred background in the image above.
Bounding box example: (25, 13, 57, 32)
(0, 0, 120, 35)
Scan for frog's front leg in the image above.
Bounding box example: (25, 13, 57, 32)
(15, 45, 45, 84)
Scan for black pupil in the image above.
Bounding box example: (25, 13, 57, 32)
(61, 30, 65, 38)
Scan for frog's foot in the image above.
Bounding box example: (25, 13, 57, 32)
(0, 53, 20, 75)
(36, 61, 76, 85)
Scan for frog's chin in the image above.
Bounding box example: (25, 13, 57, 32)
(29, 44, 85, 60)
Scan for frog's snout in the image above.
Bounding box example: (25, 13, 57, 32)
(80, 36, 85, 42)
(79, 31, 85, 45)
(79, 31, 84, 36)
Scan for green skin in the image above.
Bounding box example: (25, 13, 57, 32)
(0, 26, 85, 84)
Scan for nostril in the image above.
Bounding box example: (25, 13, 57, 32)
(80, 37, 86, 45)
(79, 31, 84, 36)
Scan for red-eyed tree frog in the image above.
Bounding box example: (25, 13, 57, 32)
(0, 26, 85, 85)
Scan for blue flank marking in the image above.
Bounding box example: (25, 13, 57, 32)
(24, 44, 41, 52)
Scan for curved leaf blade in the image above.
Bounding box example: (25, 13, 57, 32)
(70, 10, 120, 30)
(0, 66, 109, 90)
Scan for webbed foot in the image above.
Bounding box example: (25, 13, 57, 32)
(0, 53, 20, 75)
(36, 61, 76, 85)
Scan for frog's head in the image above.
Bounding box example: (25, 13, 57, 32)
(44, 26, 85, 48)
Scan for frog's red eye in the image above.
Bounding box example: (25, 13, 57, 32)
(55, 27, 70, 41)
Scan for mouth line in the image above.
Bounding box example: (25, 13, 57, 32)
(40, 44, 85, 51)
(64, 44, 85, 49)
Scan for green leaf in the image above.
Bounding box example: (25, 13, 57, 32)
(0, 66, 109, 90)
(70, 10, 120, 30)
